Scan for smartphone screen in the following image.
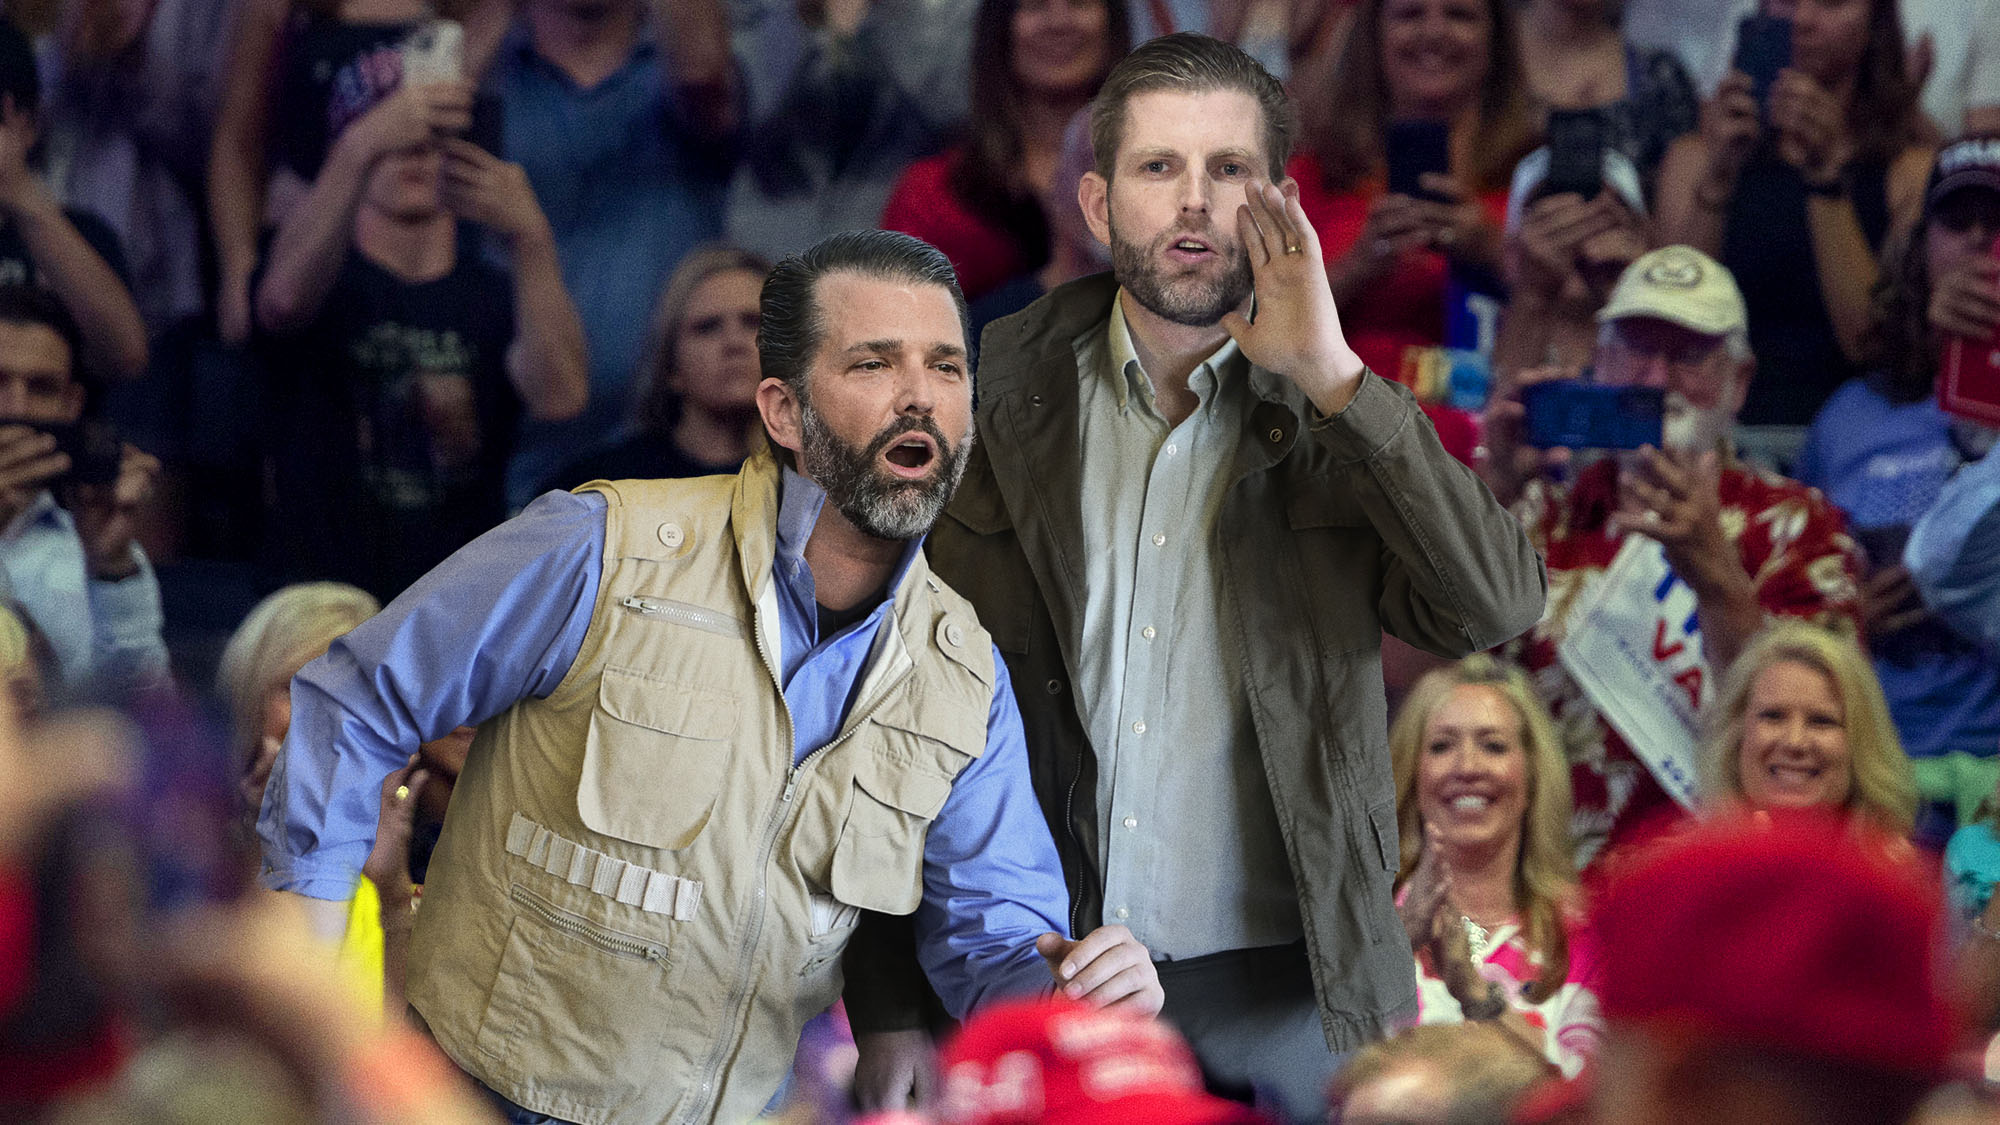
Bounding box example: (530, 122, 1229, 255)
(1734, 15, 1793, 111)
(1385, 120, 1452, 202)
(1543, 109, 1606, 201)
(1521, 381, 1666, 450)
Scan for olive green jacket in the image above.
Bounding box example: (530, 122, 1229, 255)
(925, 274, 1547, 1049)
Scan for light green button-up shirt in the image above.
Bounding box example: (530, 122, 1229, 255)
(1070, 292, 1304, 959)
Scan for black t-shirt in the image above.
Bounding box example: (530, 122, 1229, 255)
(271, 13, 416, 182)
(254, 238, 519, 601)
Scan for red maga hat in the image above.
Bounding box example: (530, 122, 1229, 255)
(1593, 809, 1960, 1077)
(937, 998, 1270, 1125)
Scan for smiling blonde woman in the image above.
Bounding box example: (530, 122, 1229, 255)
(1389, 654, 1601, 1077)
(1699, 619, 1917, 836)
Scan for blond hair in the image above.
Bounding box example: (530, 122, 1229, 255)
(1390, 654, 1576, 1000)
(216, 583, 380, 780)
(1700, 619, 1917, 836)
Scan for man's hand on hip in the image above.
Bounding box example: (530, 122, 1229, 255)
(1036, 926, 1164, 1015)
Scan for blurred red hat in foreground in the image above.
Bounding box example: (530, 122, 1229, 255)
(937, 998, 1269, 1125)
(1594, 809, 1959, 1077)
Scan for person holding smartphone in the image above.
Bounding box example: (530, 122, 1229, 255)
(1654, 0, 1934, 434)
(1512, 0, 1698, 197)
(251, 67, 589, 603)
(1479, 245, 1865, 873)
(1285, 0, 1539, 388)
(0, 286, 166, 700)
(1795, 138, 2000, 834)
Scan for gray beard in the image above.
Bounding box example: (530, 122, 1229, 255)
(1109, 220, 1254, 328)
(798, 403, 972, 541)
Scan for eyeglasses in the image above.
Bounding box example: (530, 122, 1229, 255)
(1600, 324, 1727, 372)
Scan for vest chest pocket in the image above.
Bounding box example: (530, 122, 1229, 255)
(579, 667, 738, 851)
(828, 755, 955, 916)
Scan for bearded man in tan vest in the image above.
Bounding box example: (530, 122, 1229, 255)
(255, 230, 1162, 1125)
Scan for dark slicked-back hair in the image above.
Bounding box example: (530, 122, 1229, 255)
(1089, 32, 1293, 184)
(757, 230, 970, 465)
(758, 229, 970, 396)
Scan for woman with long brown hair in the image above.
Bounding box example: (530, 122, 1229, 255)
(880, 0, 1131, 301)
(1655, 0, 1934, 430)
(1796, 138, 2000, 780)
(1286, 0, 1540, 390)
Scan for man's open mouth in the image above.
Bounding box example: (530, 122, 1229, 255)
(882, 434, 938, 477)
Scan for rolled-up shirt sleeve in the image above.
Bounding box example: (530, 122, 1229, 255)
(1909, 452, 2000, 650)
(915, 649, 1069, 1017)
(257, 490, 607, 899)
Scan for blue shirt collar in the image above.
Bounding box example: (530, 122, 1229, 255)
(774, 464, 925, 608)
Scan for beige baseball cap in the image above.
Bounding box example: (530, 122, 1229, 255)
(1597, 245, 1748, 337)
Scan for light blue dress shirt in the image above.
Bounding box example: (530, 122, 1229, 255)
(0, 490, 169, 695)
(257, 469, 1065, 1016)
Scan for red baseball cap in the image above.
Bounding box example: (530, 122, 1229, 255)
(937, 999, 1270, 1125)
(1593, 810, 1960, 1077)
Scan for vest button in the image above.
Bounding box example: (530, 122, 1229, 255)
(657, 522, 685, 549)
(1045, 679, 1062, 695)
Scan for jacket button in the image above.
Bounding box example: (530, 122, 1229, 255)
(944, 623, 964, 647)
(657, 522, 685, 549)
(1268, 428, 1284, 443)
(1045, 679, 1062, 694)
(1030, 394, 1044, 406)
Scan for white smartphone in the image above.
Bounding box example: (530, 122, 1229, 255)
(400, 19, 465, 86)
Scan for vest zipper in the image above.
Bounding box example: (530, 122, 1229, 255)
(682, 598, 912, 1121)
(620, 595, 741, 636)
(510, 886, 666, 963)
(682, 593, 800, 1123)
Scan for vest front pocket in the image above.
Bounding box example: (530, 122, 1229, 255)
(475, 885, 673, 1112)
(828, 756, 954, 915)
(579, 666, 737, 850)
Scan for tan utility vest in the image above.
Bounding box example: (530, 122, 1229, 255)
(406, 450, 996, 1125)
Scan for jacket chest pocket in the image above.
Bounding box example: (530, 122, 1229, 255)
(578, 666, 738, 850)
(826, 750, 956, 916)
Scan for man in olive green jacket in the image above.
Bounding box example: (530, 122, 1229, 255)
(854, 33, 1547, 1120)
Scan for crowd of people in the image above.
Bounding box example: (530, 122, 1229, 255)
(2, 0, 2000, 1122)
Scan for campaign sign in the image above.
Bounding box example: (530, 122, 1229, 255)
(1556, 537, 1712, 808)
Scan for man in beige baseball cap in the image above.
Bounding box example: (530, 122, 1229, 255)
(1478, 245, 1865, 873)
(1594, 244, 1752, 453)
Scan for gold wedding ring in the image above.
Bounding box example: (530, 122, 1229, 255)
(1284, 243, 1302, 255)
(395, 784, 412, 801)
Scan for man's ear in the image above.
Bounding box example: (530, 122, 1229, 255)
(1079, 171, 1112, 250)
(756, 376, 804, 458)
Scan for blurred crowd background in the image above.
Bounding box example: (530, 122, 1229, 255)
(2, 0, 2000, 1120)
